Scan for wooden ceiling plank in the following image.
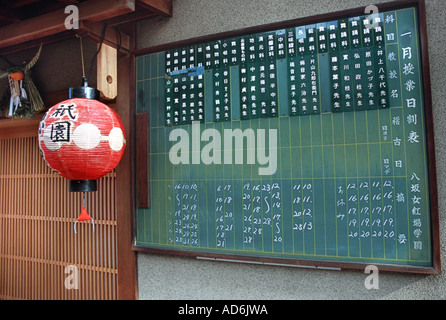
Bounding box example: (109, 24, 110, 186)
(0, 31, 74, 56)
(136, 0, 172, 16)
(0, 0, 135, 49)
(7, 0, 42, 8)
(55, 0, 80, 4)
(0, 8, 21, 23)
(0, 15, 67, 50)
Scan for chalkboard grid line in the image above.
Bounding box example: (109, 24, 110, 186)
(144, 106, 405, 131)
(365, 109, 373, 260)
(354, 102, 361, 258)
(332, 112, 339, 257)
(316, 48, 322, 257)
(413, 7, 431, 264)
(298, 115, 303, 255)
(342, 112, 349, 257)
(289, 116, 295, 255)
(158, 54, 163, 247)
(310, 111, 314, 256)
(134, 241, 432, 264)
(145, 140, 395, 155)
(377, 98, 386, 259)
(146, 176, 411, 181)
(389, 8, 407, 263)
(321, 106, 327, 256)
(389, 101, 398, 261)
(280, 116, 285, 254)
(393, 9, 412, 262)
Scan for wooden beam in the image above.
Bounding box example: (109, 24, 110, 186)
(0, 0, 135, 49)
(79, 0, 135, 23)
(136, 0, 172, 16)
(0, 121, 40, 139)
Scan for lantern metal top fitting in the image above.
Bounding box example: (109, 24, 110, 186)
(69, 77, 100, 101)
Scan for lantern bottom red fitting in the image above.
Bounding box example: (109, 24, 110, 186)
(69, 180, 97, 192)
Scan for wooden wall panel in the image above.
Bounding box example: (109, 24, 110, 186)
(0, 136, 118, 300)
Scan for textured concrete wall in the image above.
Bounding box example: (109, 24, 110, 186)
(136, 0, 446, 299)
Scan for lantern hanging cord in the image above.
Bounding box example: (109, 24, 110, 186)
(78, 35, 86, 80)
(85, 22, 108, 84)
(113, 26, 122, 53)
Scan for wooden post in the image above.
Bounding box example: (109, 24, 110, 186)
(115, 23, 138, 300)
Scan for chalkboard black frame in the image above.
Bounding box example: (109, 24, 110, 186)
(132, 0, 441, 274)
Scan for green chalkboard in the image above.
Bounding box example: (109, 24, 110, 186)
(134, 1, 440, 273)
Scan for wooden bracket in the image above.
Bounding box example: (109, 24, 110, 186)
(97, 43, 118, 100)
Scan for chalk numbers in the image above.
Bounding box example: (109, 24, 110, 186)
(168, 183, 199, 246)
(336, 179, 396, 240)
(168, 177, 397, 250)
(242, 182, 282, 248)
(216, 184, 233, 248)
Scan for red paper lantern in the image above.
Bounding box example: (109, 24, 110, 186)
(38, 87, 126, 193)
(38, 84, 126, 233)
